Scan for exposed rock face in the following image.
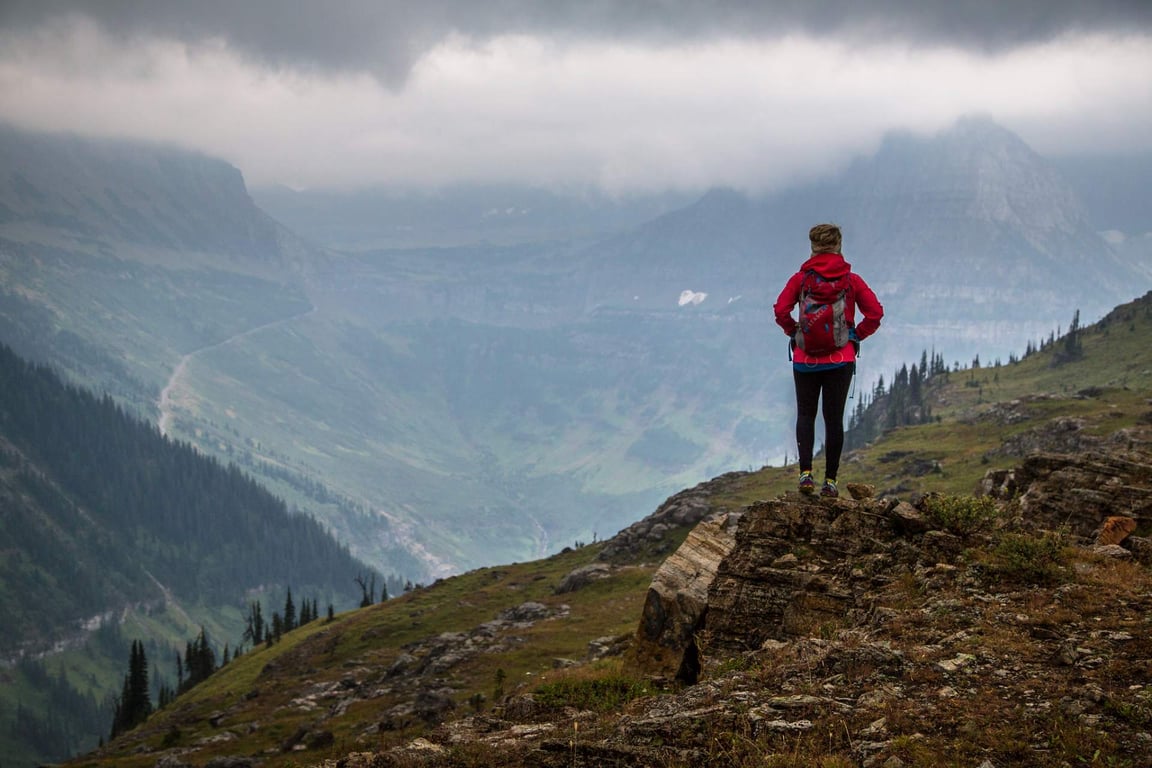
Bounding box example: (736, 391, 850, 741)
(640, 426, 1152, 683)
(981, 429, 1152, 539)
(634, 511, 741, 680)
(599, 473, 748, 561)
(636, 494, 909, 682)
(705, 497, 895, 656)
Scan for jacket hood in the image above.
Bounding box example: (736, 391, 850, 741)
(800, 252, 852, 278)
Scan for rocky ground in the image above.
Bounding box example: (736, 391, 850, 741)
(310, 426, 1152, 768)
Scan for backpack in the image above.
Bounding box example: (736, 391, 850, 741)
(793, 270, 852, 357)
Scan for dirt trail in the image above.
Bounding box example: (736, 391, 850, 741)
(157, 305, 314, 437)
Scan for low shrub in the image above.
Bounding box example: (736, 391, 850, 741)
(922, 494, 1000, 536)
(534, 672, 652, 712)
(993, 532, 1067, 582)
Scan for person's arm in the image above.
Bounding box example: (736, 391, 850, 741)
(773, 272, 804, 337)
(851, 274, 883, 340)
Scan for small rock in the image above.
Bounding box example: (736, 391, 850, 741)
(890, 502, 928, 535)
(1091, 544, 1132, 559)
(1095, 516, 1137, 546)
(499, 601, 551, 622)
(935, 653, 977, 673)
(859, 717, 888, 738)
(204, 759, 253, 768)
(846, 482, 876, 499)
(555, 563, 613, 594)
(759, 719, 814, 733)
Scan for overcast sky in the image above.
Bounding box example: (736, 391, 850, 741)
(1, 1, 1150, 193)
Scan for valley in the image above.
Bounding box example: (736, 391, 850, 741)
(157, 304, 317, 437)
(1, 119, 1148, 588)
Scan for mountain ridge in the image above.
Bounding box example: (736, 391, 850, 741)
(1, 117, 1148, 583)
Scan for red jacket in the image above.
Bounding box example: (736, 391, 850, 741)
(774, 252, 884, 365)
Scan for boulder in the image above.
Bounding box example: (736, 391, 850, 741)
(634, 511, 741, 680)
(555, 563, 613, 594)
(1010, 449, 1152, 539)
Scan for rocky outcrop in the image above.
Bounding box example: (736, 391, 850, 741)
(597, 472, 749, 561)
(979, 426, 1152, 540)
(635, 493, 921, 683)
(633, 511, 742, 681)
(637, 426, 1152, 686)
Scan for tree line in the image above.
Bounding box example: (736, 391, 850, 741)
(109, 584, 343, 741)
(844, 310, 1088, 451)
(0, 341, 374, 639)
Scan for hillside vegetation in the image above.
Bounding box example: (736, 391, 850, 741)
(67, 290, 1152, 767)
(0, 344, 375, 765)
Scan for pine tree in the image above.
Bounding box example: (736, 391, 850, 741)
(180, 628, 217, 693)
(284, 588, 296, 633)
(270, 612, 283, 644)
(1062, 308, 1083, 361)
(110, 640, 152, 739)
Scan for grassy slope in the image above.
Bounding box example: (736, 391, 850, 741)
(69, 291, 1152, 766)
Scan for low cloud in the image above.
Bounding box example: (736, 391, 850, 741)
(1, 5, 1150, 192)
(4, 1, 1151, 84)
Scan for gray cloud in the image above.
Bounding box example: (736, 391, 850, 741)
(4, 0, 1152, 84)
(1, 1, 1149, 192)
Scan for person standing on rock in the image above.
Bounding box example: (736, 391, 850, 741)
(774, 223, 883, 498)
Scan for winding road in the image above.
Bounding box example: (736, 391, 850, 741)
(157, 305, 315, 437)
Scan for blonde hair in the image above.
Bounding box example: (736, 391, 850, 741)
(809, 223, 842, 254)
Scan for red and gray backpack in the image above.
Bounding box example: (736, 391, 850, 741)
(793, 270, 852, 357)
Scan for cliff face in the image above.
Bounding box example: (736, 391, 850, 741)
(0, 124, 288, 264)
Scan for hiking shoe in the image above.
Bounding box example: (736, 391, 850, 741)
(798, 471, 816, 495)
(821, 479, 839, 498)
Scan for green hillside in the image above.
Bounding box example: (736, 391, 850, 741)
(67, 291, 1152, 767)
(0, 344, 376, 765)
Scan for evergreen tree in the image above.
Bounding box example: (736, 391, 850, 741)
(179, 628, 217, 693)
(110, 640, 152, 739)
(284, 587, 296, 632)
(270, 612, 283, 644)
(1061, 308, 1083, 361)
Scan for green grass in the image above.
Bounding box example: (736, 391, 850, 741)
(70, 537, 660, 767)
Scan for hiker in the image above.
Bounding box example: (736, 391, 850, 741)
(774, 223, 883, 498)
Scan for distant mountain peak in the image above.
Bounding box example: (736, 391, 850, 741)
(873, 114, 1035, 162)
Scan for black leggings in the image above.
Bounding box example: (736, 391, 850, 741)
(793, 364, 855, 480)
